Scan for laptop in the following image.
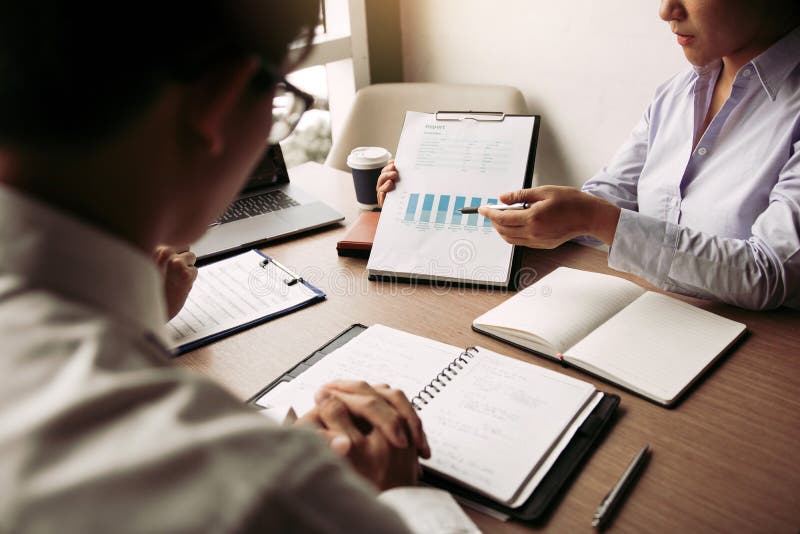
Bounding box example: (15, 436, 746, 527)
(192, 144, 344, 261)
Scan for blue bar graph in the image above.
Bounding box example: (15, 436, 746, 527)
(420, 194, 435, 223)
(435, 195, 451, 224)
(404, 194, 419, 222)
(402, 193, 497, 229)
(483, 198, 498, 227)
(466, 197, 482, 226)
(452, 196, 466, 225)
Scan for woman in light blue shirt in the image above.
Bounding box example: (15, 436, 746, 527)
(380, 0, 800, 310)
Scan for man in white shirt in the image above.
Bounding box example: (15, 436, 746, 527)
(0, 1, 429, 532)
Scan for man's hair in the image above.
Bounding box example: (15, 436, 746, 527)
(0, 1, 318, 148)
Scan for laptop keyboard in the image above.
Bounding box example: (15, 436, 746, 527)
(216, 190, 300, 224)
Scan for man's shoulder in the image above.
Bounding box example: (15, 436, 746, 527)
(0, 277, 151, 370)
(0, 276, 360, 532)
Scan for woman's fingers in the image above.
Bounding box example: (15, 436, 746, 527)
(376, 162, 399, 207)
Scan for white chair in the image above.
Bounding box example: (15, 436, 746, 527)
(325, 82, 529, 172)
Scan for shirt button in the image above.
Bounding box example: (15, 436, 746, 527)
(742, 68, 753, 78)
(697, 147, 708, 156)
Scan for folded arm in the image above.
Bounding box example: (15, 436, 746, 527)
(602, 140, 800, 310)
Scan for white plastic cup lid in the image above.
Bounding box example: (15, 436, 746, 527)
(347, 147, 392, 170)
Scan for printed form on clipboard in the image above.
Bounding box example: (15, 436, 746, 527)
(367, 111, 540, 288)
(166, 249, 325, 354)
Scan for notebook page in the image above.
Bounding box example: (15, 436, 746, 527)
(473, 267, 644, 354)
(378, 488, 481, 534)
(420, 347, 596, 504)
(259, 324, 461, 415)
(166, 250, 317, 349)
(566, 292, 746, 404)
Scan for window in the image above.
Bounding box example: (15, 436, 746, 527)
(280, 0, 370, 168)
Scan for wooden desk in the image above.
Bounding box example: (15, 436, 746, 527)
(176, 162, 800, 533)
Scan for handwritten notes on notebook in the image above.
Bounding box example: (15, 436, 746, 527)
(258, 324, 596, 505)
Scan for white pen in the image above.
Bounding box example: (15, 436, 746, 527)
(458, 202, 529, 214)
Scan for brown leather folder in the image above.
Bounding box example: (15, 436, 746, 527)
(336, 211, 380, 258)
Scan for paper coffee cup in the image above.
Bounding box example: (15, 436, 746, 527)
(347, 147, 392, 210)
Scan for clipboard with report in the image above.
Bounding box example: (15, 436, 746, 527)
(166, 249, 325, 354)
(367, 110, 540, 289)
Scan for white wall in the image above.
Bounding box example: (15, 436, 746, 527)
(399, 1, 689, 187)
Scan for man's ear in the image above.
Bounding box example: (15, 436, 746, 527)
(183, 56, 263, 157)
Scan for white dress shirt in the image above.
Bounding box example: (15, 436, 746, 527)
(0, 185, 411, 533)
(583, 25, 800, 310)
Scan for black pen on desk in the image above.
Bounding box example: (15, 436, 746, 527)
(458, 202, 529, 214)
(592, 445, 650, 530)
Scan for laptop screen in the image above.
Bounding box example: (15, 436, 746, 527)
(240, 144, 290, 195)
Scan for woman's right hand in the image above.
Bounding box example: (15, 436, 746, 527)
(376, 160, 399, 207)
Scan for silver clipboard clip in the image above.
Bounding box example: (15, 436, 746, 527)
(434, 111, 506, 122)
(260, 257, 304, 286)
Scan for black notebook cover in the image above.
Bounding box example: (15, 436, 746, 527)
(247, 324, 619, 522)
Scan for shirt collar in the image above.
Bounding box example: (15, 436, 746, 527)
(692, 25, 800, 101)
(0, 185, 171, 347)
(751, 24, 800, 101)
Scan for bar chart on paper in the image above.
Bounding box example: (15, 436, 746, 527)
(401, 193, 497, 229)
(368, 111, 538, 286)
(371, 189, 515, 285)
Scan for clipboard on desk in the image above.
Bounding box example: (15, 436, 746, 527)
(166, 249, 325, 354)
(367, 110, 540, 289)
(248, 323, 619, 522)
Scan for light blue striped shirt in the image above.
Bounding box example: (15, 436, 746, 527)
(583, 25, 800, 310)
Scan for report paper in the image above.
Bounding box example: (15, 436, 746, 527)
(368, 111, 538, 286)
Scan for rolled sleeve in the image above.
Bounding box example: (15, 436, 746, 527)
(608, 137, 800, 310)
(608, 207, 799, 310)
(608, 208, 679, 286)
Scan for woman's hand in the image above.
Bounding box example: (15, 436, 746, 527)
(479, 186, 621, 248)
(298, 380, 430, 490)
(153, 245, 198, 320)
(376, 160, 398, 207)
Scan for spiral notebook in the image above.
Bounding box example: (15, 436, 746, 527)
(249, 324, 618, 520)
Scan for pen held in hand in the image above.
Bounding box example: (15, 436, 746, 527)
(458, 202, 530, 214)
(592, 444, 650, 530)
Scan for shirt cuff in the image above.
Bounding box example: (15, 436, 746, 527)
(608, 209, 679, 286)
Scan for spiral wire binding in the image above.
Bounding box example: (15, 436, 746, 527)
(410, 347, 479, 410)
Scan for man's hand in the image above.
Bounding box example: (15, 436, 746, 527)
(479, 186, 621, 248)
(153, 245, 198, 320)
(297, 380, 430, 490)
